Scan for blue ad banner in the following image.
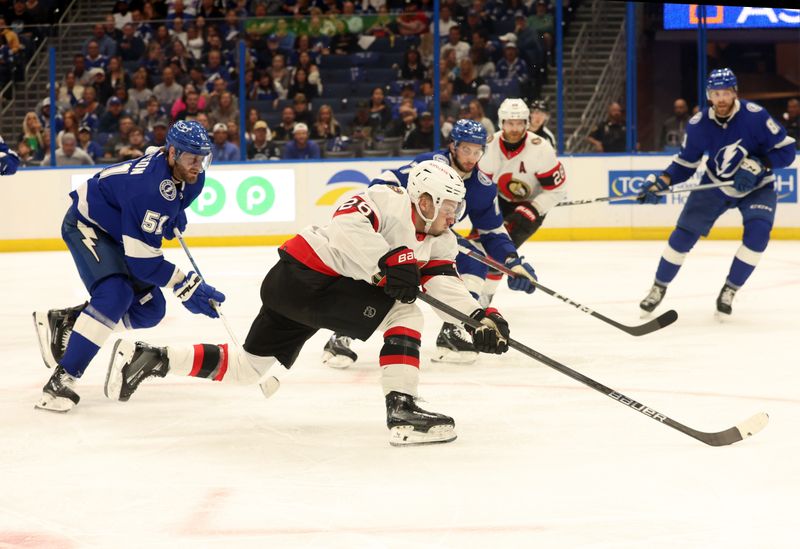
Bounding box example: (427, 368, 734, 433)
(663, 5, 800, 30)
(608, 169, 798, 205)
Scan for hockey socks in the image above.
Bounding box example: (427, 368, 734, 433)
(654, 227, 699, 286)
(726, 219, 770, 288)
(165, 344, 275, 385)
(60, 304, 118, 377)
(380, 327, 421, 397)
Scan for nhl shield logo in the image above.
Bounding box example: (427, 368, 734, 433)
(363, 306, 377, 318)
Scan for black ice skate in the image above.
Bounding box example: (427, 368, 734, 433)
(716, 283, 738, 317)
(639, 282, 667, 317)
(432, 322, 477, 364)
(321, 333, 358, 369)
(105, 340, 169, 401)
(35, 365, 80, 412)
(386, 391, 457, 446)
(33, 303, 87, 369)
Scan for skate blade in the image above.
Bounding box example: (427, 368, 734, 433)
(430, 347, 478, 364)
(34, 393, 75, 413)
(259, 376, 280, 398)
(322, 351, 355, 369)
(639, 308, 654, 319)
(389, 424, 457, 446)
(714, 310, 731, 322)
(104, 339, 134, 400)
(32, 311, 56, 369)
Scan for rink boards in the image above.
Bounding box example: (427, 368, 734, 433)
(2, 154, 798, 251)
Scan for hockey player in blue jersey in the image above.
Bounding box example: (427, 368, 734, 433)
(0, 135, 20, 175)
(33, 120, 225, 412)
(322, 119, 537, 366)
(637, 68, 796, 317)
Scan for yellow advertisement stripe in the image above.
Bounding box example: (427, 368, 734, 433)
(3, 227, 800, 253)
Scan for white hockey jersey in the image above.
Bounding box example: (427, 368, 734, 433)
(281, 184, 481, 320)
(478, 130, 567, 215)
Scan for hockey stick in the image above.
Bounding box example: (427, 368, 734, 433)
(455, 240, 677, 336)
(173, 229, 280, 397)
(417, 291, 768, 446)
(556, 181, 734, 207)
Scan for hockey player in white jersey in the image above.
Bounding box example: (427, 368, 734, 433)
(473, 97, 567, 305)
(105, 161, 512, 446)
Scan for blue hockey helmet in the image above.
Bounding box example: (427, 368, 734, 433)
(450, 119, 488, 147)
(166, 120, 212, 170)
(706, 68, 738, 95)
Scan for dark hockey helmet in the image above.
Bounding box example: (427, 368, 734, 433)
(166, 120, 212, 170)
(530, 99, 548, 112)
(706, 68, 738, 96)
(450, 119, 487, 147)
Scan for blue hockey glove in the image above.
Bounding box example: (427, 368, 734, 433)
(465, 308, 510, 354)
(636, 174, 670, 204)
(163, 210, 187, 240)
(733, 157, 764, 193)
(173, 271, 225, 318)
(505, 255, 537, 294)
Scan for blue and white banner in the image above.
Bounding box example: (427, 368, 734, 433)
(664, 5, 800, 30)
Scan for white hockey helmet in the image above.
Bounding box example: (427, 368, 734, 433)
(407, 160, 466, 232)
(498, 98, 530, 128)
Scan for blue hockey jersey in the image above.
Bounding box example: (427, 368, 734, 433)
(69, 150, 204, 287)
(369, 150, 517, 262)
(664, 99, 796, 196)
(0, 137, 20, 175)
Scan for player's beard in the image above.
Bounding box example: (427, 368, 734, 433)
(713, 99, 734, 118)
(172, 159, 200, 184)
(452, 154, 475, 175)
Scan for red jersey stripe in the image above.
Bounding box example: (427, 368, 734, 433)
(384, 326, 422, 340)
(189, 344, 204, 377)
(280, 235, 340, 277)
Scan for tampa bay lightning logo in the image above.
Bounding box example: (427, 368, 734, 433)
(714, 139, 747, 179)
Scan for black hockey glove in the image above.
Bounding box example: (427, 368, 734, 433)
(378, 247, 420, 304)
(466, 308, 510, 354)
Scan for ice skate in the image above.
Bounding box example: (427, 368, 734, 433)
(32, 303, 87, 369)
(35, 365, 80, 412)
(321, 333, 358, 369)
(386, 391, 456, 446)
(639, 282, 667, 317)
(105, 339, 169, 401)
(432, 322, 477, 364)
(715, 283, 738, 319)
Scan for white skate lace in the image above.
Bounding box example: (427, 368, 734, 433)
(453, 326, 472, 343)
(720, 287, 736, 306)
(645, 285, 664, 304)
(60, 327, 73, 350)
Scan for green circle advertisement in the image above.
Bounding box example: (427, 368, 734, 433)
(236, 176, 276, 216)
(191, 177, 226, 217)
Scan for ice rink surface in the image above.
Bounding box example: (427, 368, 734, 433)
(2, 240, 798, 548)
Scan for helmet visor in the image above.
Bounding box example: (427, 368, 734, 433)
(176, 150, 213, 173)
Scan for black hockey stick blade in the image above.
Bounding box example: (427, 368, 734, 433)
(607, 308, 678, 336)
(679, 412, 769, 447)
(417, 291, 768, 447)
(455, 240, 678, 337)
